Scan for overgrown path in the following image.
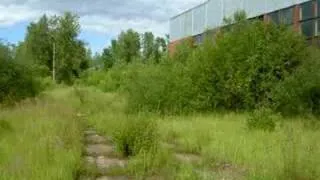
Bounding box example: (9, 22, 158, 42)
(78, 128, 128, 180)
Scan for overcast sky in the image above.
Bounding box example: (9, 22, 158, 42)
(0, 0, 204, 53)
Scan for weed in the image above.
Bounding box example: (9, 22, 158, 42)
(0, 119, 13, 134)
(113, 116, 159, 157)
(247, 108, 278, 132)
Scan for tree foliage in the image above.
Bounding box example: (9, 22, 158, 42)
(97, 30, 168, 70)
(0, 41, 42, 103)
(114, 18, 319, 115)
(19, 12, 90, 84)
(117, 29, 141, 64)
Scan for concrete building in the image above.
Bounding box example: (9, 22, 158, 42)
(169, 0, 320, 53)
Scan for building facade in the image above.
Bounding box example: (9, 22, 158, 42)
(169, 0, 320, 53)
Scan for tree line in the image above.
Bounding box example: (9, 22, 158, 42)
(1, 12, 92, 103)
(81, 12, 320, 117)
(0, 12, 170, 103)
(93, 30, 169, 70)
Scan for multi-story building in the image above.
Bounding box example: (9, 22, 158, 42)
(169, 0, 320, 54)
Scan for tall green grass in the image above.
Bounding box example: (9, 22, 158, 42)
(80, 88, 320, 180)
(0, 88, 83, 180)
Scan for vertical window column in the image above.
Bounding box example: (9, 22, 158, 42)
(300, 1, 316, 38)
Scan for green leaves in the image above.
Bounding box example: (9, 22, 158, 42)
(0, 41, 43, 103)
(22, 12, 89, 84)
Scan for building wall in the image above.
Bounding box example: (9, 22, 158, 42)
(169, 0, 320, 55)
(170, 0, 311, 42)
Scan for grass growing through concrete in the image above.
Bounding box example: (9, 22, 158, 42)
(0, 88, 84, 180)
(81, 87, 320, 180)
(1, 87, 319, 179)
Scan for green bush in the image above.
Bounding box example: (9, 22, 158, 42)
(0, 42, 43, 104)
(124, 60, 194, 114)
(113, 116, 159, 157)
(123, 20, 309, 114)
(0, 119, 13, 135)
(80, 16, 319, 116)
(246, 108, 277, 132)
(272, 47, 320, 115)
(79, 65, 129, 92)
(0, 62, 43, 104)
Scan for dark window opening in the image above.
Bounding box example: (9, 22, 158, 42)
(194, 34, 204, 45)
(270, 11, 280, 24)
(318, 19, 320, 35)
(301, 1, 314, 21)
(280, 7, 293, 25)
(318, 0, 320, 17)
(301, 20, 315, 37)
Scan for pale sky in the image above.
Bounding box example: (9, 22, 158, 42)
(0, 0, 205, 52)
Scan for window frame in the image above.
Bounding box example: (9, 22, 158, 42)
(299, 0, 319, 38)
(268, 6, 294, 26)
(317, 0, 320, 17)
(300, 1, 314, 21)
(301, 19, 316, 37)
(279, 6, 294, 25)
(269, 10, 280, 25)
(194, 33, 204, 46)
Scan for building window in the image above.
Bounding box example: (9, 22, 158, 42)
(301, 1, 314, 21)
(280, 7, 293, 25)
(270, 11, 280, 24)
(301, 20, 315, 37)
(318, 0, 320, 17)
(318, 19, 320, 35)
(194, 34, 204, 45)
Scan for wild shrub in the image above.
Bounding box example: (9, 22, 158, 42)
(81, 15, 316, 116)
(113, 116, 159, 157)
(124, 60, 194, 114)
(209, 21, 307, 110)
(0, 42, 43, 104)
(0, 62, 43, 104)
(246, 107, 277, 132)
(79, 64, 130, 92)
(123, 20, 309, 114)
(272, 47, 320, 115)
(0, 119, 13, 135)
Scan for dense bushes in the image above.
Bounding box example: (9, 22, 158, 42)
(82, 19, 320, 116)
(272, 47, 320, 115)
(124, 61, 194, 114)
(123, 20, 317, 115)
(79, 64, 132, 92)
(246, 108, 278, 132)
(0, 42, 43, 103)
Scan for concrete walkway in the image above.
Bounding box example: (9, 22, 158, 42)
(79, 129, 128, 180)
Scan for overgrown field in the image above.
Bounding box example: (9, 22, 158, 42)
(2, 11, 320, 180)
(79, 87, 320, 180)
(0, 88, 84, 180)
(1, 86, 319, 179)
